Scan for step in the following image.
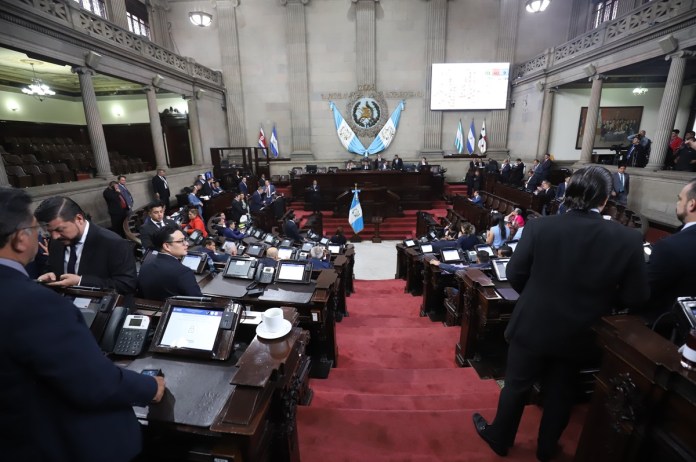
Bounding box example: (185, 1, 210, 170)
(309, 391, 501, 410)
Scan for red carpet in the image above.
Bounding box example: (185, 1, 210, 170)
(297, 279, 587, 461)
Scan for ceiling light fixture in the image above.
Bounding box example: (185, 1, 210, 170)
(189, 11, 213, 27)
(21, 63, 55, 102)
(632, 86, 648, 96)
(525, 0, 551, 13)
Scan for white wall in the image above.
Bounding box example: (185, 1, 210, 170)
(514, 0, 574, 63)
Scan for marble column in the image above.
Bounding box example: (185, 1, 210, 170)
(0, 157, 9, 186)
(108, 0, 129, 30)
(282, 0, 312, 157)
(354, 0, 378, 88)
(489, 0, 519, 156)
(143, 86, 168, 171)
(646, 51, 692, 170)
(536, 86, 556, 158)
(217, 0, 246, 147)
(422, 0, 448, 153)
(72, 66, 112, 179)
(580, 74, 605, 163)
(148, 0, 173, 51)
(185, 94, 204, 167)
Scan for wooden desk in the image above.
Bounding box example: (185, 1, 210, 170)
(202, 191, 234, 221)
(404, 247, 426, 296)
(395, 243, 408, 280)
(575, 316, 696, 462)
(492, 182, 542, 213)
(290, 170, 444, 214)
(200, 270, 340, 379)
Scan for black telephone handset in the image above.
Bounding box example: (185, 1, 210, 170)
(246, 259, 258, 279)
(256, 264, 275, 284)
(100, 305, 128, 352)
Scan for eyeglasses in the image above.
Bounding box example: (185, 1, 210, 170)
(168, 238, 189, 245)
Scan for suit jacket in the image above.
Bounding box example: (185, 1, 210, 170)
(647, 224, 696, 319)
(373, 158, 385, 169)
(249, 191, 265, 212)
(151, 174, 170, 201)
(500, 163, 511, 182)
(117, 184, 134, 208)
(45, 223, 137, 295)
(102, 187, 127, 216)
(555, 182, 567, 201)
(0, 264, 156, 462)
(310, 257, 332, 270)
(392, 158, 404, 170)
(283, 219, 303, 243)
(509, 163, 525, 186)
(238, 180, 249, 196)
(538, 159, 552, 179)
(201, 181, 214, 197)
(229, 199, 246, 223)
(139, 217, 177, 250)
(505, 210, 648, 358)
(263, 184, 277, 203)
(612, 172, 630, 205)
(137, 253, 203, 301)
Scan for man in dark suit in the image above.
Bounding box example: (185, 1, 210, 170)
(137, 225, 203, 301)
(139, 200, 177, 250)
(263, 179, 277, 204)
(472, 166, 648, 461)
(283, 212, 304, 243)
(625, 136, 647, 168)
(249, 185, 265, 212)
(229, 192, 247, 223)
(500, 159, 512, 183)
(645, 178, 696, 322)
(391, 154, 404, 171)
(509, 158, 525, 187)
(103, 180, 129, 237)
(308, 179, 321, 213)
(35, 197, 137, 296)
(309, 245, 332, 269)
(238, 177, 249, 196)
(538, 153, 553, 180)
(535, 180, 555, 215)
(117, 175, 134, 209)
(0, 187, 164, 461)
(611, 164, 629, 206)
(373, 154, 385, 170)
(152, 168, 171, 210)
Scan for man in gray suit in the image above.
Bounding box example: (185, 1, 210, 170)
(611, 163, 629, 206)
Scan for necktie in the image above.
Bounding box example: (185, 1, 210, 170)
(620, 174, 624, 191)
(118, 193, 127, 209)
(160, 176, 168, 189)
(156, 221, 163, 229)
(67, 244, 78, 274)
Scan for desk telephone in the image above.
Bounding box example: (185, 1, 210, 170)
(246, 264, 275, 294)
(113, 315, 150, 356)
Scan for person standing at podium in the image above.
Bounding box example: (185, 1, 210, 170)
(472, 166, 648, 461)
(0, 187, 165, 462)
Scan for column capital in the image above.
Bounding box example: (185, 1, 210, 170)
(71, 66, 94, 76)
(142, 85, 154, 93)
(217, 0, 240, 7)
(281, 0, 309, 5)
(666, 50, 696, 61)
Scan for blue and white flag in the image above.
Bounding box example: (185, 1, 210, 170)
(454, 119, 464, 154)
(330, 102, 367, 155)
(269, 125, 279, 158)
(349, 188, 364, 234)
(467, 120, 476, 155)
(366, 100, 405, 155)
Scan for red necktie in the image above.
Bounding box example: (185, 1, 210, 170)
(118, 194, 127, 209)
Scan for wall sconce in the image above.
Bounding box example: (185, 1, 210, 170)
(7, 101, 19, 112)
(112, 106, 124, 118)
(189, 11, 213, 27)
(525, 0, 551, 13)
(632, 86, 648, 96)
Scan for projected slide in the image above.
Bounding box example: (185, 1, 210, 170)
(431, 63, 510, 110)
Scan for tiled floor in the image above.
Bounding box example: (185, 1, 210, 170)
(351, 240, 398, 280)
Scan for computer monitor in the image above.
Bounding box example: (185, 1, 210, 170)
(420, 243, 434, 254)
(222, 256, 258, 280)
(475, 244, 495, 256)
(507, 241, 519, 252)
(150, 298, 242, 361)
(181, 252, 207, 274)
(306, 164, 318, 174)
(320, 237, 330, 246)
(277, 247, 296, 260)
(245, 244, 265, 258)
(403, 239, 416, 248)
(440, 248, 463, 263)
(281, 239, 294, 248)
(252, 229, 265, 239)
(301, 242, 314, 252)
(328, 244, 343, 254)
(263, 233, 279, 246)
(492, 258, 510, 282)
(275, 260, 313, 284)
(59, 287, 119, 347)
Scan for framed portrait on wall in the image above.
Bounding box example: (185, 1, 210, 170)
(575, 106, 643, 149)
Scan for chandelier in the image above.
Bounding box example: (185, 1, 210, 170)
(22, 63, 55, 101)
(632, 86, 648, 96)
(525, 0, 551, 13)
(189, 11, 213, 27)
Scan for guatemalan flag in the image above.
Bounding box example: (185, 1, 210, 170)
(349, 187, 364, 234)
(478, 119, 488, 154)
(258, 127, 268, 157)
(366, 100, 405, 155)
(454, 119, 464, 154)
(467, 120, 476, 155)
(330, 102, 367, 155)
(269, 125, 280, 158)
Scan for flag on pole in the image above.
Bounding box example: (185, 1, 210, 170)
(478, 119, 488, 154)
(365, 100, 405, 155)
(348, 186, 364, 234)
(454, 119, 464, 154)
(258, 127, 268, 157)
(467, 120, 476, 155)
(269, 125, 279, 158)
(329, 102, 368, 155)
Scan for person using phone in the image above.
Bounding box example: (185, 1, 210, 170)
(0, 187, 165, 461)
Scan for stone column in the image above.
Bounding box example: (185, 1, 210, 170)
(108, 0, 129, 30)
(579, 74, 605, 163)
(0, 157, 9, 186)
(536, 86, 556, 158)
(143, 86, 168, 171)
(185, 94, 204, 166)
(489, 0, 519, 157)
(72, 66, 112, 179)
(217, 0, 246, 147)
(421, 0, 448, 153)
(148, 0, 173, 51)
(646, 51, 693, 170)
(354, 0, 378, 88)
(282, 0, 312, 158)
